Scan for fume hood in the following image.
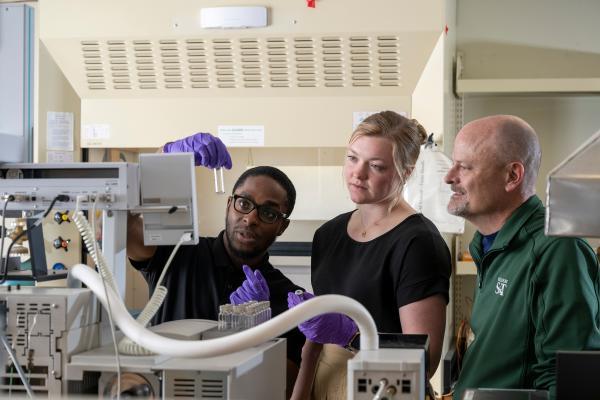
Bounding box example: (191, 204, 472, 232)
(39, 0, 450, 148)
(546, 129, 600, 237)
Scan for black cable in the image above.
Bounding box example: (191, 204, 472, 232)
(0, 196, 15, 285)
(80, 209, 91, 266)
(0, 194, 68, 285)
(0, 229, 28, 285)
(42, 194, 69, 218)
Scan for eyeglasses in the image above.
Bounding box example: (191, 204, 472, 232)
(230, 195, 288, 224)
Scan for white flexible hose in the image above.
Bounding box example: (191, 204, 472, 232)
(71, 264, 379, 357)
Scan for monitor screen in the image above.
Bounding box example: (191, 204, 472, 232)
(556, 350, 600, 399)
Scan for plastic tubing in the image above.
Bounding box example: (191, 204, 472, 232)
(71, 264, 379, 358)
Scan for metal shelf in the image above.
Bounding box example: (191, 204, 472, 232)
(456, 260, 477, 275)
(456, 78, 600, 95)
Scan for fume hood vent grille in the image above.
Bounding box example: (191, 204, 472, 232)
(267, 37, 290, 87)
(134, 40, 157, 89)
(160, 39, 183, 89)
(212, 38, 235, 88)
(240, 38, 263, 88)
(79, 35, 402, 91)
(82, 41, 106, 89)
(377, 36, 402, 86)
(107, 40, 132, 89)
(186, 38, 209, 89)
(294, 37, 316, 87)
(322, 36, 344, 87)
(349, 36, 372, 87)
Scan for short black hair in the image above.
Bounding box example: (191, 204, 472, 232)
(232, 166, 296, 217)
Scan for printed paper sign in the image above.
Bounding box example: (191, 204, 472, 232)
(47, 112, 74, 151)
(47, 151, 74, 163)
(82, 124, 111, 140)
(218, 125, 264, 147)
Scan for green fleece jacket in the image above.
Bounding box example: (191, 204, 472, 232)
(454, 196, 600, 400)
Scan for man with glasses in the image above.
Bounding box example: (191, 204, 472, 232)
(127, 133, 305, 395)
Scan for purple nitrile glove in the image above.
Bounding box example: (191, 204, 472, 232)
(229, 265, 270, 305)
(287, 291, 358, 347)
(163, 132, 233, 169)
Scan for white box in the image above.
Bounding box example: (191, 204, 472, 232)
(200, 6, 267, 29)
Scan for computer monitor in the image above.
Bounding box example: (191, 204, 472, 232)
(556, 350, 600, 399)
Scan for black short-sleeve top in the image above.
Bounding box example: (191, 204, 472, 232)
(311, 211, 451, 333)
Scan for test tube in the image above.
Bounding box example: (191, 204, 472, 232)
(260, 301, 267, 325)
(231, 304, 239, 329)
(218, 305, 223, 329)
(248, 302, 257, 328)
(259, 301, 271, 324)
(213, 168, 225, 194)
(242, 302, 250, 329)
(218, 304, 232, 330)
(218, 305, 225, 329)
(260, 302, 266, 325)
(246, 305, 253, 329)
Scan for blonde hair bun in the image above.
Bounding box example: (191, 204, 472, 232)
(410, 118, 428, 145)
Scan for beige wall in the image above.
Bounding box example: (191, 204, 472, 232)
(35, 42, 81, 162)
(412, 33, 445, 141)
(456, 0, 600, 79)
(34, 1, 81, 163)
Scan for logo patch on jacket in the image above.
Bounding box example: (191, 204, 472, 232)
(495, 277, 508, 296)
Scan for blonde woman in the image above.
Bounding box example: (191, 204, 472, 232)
(288, 111, 452, 399)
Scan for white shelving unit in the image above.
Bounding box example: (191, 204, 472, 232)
(456, 77, 600, 95)
(456, 260, 477, 276)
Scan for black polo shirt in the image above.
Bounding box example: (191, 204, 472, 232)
(130, 231, 305, 364)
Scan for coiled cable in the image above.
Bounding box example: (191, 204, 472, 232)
(72, 197, 119, 294)
(117, 232, 187, 355)
(73, 196, 186, 356)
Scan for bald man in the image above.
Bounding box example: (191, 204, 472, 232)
(445, 115, 600, 399)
